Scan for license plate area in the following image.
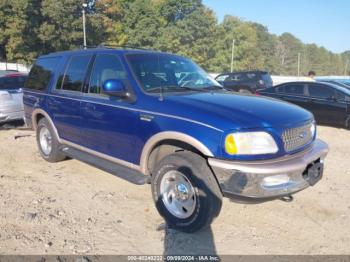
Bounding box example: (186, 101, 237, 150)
(302, 159, 324, 186)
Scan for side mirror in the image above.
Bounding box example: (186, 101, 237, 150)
(102, 79, 127, 97)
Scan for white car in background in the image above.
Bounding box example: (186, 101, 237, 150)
(0, 72, 26, 123)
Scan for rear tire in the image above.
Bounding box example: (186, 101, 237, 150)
(151, 151, 222, 233)
(36, 118, 65, 162)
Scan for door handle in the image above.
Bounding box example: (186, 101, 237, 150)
(140, 114, 154, 122)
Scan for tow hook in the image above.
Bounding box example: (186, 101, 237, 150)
(280, 195, 294, 202)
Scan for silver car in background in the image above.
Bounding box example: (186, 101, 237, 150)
(0, 73, 26, 123)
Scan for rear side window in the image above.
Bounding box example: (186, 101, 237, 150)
(89, 54, 126, 94)
(216, 74, 229, 82)
(58, 55, 92, 92)
(25, 57, 60, 91)
(0, 76, 27, 90)
(246, 73, 257, 79)
(284, 84, 305, 95)
(308, 84, 334, 99)
(275, 85, 284, 93)
(229, 74, 242, 81)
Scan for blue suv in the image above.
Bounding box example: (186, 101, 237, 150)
(23, 48, 329, 232)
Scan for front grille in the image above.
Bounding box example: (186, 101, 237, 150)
(282, 122, 313, 152)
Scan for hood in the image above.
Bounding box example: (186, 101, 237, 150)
(162, 92, 313, 131)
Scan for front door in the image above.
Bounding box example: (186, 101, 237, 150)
(306, 83, 343, 125)
(80, 53, 139, 165)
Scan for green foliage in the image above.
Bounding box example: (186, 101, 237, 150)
(0, 0, 348, 76)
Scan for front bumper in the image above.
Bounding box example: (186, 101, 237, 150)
(208, 139, 329, 202)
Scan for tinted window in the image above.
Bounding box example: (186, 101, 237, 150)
(284, 84, 305, 95)
(246, 73, 257, 79)
(0, 76, 27, 90)
(308, 84, 334, 99)
(275, 85, 284, 93)
(60, 55, 92, 92)
(89, 54, 126, 94)
(228, 74, 242, 81)
(335, 91, 346, 100)
(25, 57, 60, 91)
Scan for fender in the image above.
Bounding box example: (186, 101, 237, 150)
(140, 131, 214, 175)
(32, 108, 61, 142)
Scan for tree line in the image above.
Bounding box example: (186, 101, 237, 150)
(0, 0, 349, 76)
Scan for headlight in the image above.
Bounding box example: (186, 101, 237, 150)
(225, 132, 278, 155)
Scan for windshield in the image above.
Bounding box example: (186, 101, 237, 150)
(126, 53, 221, 93)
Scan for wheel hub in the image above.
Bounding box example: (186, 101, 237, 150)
(160, 170, 196, 219)
(175, 183, 189, 201)
(39, 127, 52, 155)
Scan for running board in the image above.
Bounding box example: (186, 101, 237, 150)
(60, 146, 148, 185)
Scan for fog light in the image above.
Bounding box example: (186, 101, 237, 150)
(262, 174, 290, 187)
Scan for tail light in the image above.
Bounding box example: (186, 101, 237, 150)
(255, 90, 261, 96)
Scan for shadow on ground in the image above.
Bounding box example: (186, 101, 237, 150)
(163, 226, 216, 255)
(0, 120, 25, 130)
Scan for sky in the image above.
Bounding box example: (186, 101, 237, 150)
(202, 0, 350, 54)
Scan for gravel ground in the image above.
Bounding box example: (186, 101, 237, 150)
(0, 124, 349, 255)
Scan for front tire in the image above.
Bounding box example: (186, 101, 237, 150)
(151, 151, 222, 233)
(36, 118, 65, 162)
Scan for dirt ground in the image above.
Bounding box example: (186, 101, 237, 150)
(0, 123, 349, 255)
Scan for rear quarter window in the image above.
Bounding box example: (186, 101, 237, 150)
(25, 56, 61, 91)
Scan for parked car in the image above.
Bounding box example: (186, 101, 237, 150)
(256, 81, 350, 128)
(23, 48, 328, 232)
(0, 69, 19, 77)
(215, 70, 273, 93)
(0, 73, 26, 123)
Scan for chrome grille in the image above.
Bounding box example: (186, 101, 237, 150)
(282, 123, 313, 152)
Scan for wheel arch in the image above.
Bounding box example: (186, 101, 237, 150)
(140, 131, 214, 176)
(31, 109, 60, 142)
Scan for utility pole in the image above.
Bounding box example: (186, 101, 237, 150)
(297, 52, 301, 77)
(82, 2, 88, 49)
(344, 60, 349, 76)
(230, 39, 235, 73)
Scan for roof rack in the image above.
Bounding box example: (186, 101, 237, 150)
(79, 43, 155, 51)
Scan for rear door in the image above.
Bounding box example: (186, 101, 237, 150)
(47, 54, 93, 144)
(80, 53, 139, 164)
